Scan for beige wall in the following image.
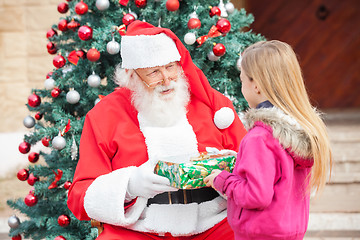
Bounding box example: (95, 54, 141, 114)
(0, 0, 61, 132)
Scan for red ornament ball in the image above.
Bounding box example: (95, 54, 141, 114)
(122, 13, 135, 26)
(75, 1, 88, 15)
(51, 88, 62, 98)
(28, 93, 41, 108)
(35, 112, 43, 120)
(216, 18, 231, 34)
(12, 235, 22, 240)
(19, 142, 31, 154)
(55, 236, 66, 240)
(78, 25, 93, 41)
(46, 29, 57, 39)
(17, 169, 29, 181)
(53, 55, 66, 68)
(28, 152, 40, 163)
(64, 181, 72, 190)
(213, 43, 226, 56)
(187, 18, 201, 29)
(209, 6, 221, 17)
(27, 173, 39, 186)
(47, 42, 57, 55)
(87, 48, 101, 62)
(24, 193, 38, 207)
(166, 0, 179, 11)
(57, 2, 69, 14)
(58, 215, 71, 227)
(46, 71, 53, 79)
(135, 0, 147, 8)
(58, 19, 68, 32)
(67, 19, 80, 31)
(42, 137, 50, 147)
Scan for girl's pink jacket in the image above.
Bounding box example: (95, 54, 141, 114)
(214, 107, 314, 240)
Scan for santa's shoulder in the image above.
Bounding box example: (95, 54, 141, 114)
(87, 87, 137, 119)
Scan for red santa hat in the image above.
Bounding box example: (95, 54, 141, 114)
(120, 21, 235, 129)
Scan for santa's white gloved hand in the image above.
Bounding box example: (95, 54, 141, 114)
(127, 161, 178, 199)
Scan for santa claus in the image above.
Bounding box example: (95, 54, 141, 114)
(67, 20, 246, 239)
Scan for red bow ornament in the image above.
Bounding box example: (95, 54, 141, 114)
(196, 25, 222, 47)
(48, 169, 63, 189)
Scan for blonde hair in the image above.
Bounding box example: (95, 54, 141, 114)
(241, 40, 332, 194)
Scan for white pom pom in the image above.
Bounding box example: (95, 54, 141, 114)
(214, 107, 235, 129)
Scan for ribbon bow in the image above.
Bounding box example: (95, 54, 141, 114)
(48, 169, 63, 189)
(119, 0, 130, 6)
(196, 25, 222, 47)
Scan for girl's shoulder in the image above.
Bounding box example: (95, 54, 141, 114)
(242, 107, 312, 160)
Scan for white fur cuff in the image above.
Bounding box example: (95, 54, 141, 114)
(84, 167, 148, 226)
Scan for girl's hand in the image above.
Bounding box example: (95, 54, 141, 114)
(204, 169, 222, 189)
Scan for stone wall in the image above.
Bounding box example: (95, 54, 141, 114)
(0, 0, 61, 133)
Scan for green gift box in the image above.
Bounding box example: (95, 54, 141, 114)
(154, 153, 236, 189)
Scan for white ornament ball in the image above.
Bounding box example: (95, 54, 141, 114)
(207, 51, 220, 61)
(236, 55, 242, 71)
(44, 78, 55, 90)
(87, 73, 101, 88)
(23, 115, 36, 128)
(214, 107, 235, 129)
(96, 0, 110, 11)
(52, 135, 66, 150)
(8, 215, 20, 229)
(106, 39, 120, 55)
(184, 32, 196, 45)
(66, 90, 80, 104)
(94, 98, 101, 105)
(225, 2, 235, 14)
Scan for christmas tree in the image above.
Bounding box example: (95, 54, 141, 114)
(7, 0, 264, 239)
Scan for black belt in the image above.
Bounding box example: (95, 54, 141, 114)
(147, 187, 219, 206)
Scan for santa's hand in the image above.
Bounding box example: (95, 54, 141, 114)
(127, 162, 178, 199)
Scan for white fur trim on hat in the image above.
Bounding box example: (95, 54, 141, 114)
(214, 107, 235, 129)
(121, 33, 181, 69)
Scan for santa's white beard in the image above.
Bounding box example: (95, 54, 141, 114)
(130, 71, 190, 127)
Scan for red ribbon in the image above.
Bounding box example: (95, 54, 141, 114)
(196, 25, 222, 47)
(61, 119, 71, 136)
(117, 25, 126, 36)
(67, 50, 79, 65)
(119, 0, 130, 6)
(48, 169, 63, 189)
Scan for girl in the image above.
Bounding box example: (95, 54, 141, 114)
(204, 40, 332, 240)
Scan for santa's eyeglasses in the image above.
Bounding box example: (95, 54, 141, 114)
(134, 63, 178, 89)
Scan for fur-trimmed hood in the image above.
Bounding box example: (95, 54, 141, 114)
(243, 107, 313, 168)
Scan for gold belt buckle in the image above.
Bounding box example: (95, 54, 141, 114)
(183, 189, 187, 204)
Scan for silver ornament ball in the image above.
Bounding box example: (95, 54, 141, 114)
(106, 40, 120, 55)
(184, 32, 196, 45)
(8, 215, 20, 229)
(225, 2, 235, 14)
(52, 135, 66, 150)
(87, 73, 101, 88)
(44, 78, 55, 90)
(66, 90, 80, 104)
(94, 98, 101, 105)
(96, 0, 110, 11)
(207, 51, 220, 62)
(23, 115, 36, 128)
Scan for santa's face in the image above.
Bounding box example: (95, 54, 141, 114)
(134, 62, 180, 97)
(130, 65, 190, 127)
